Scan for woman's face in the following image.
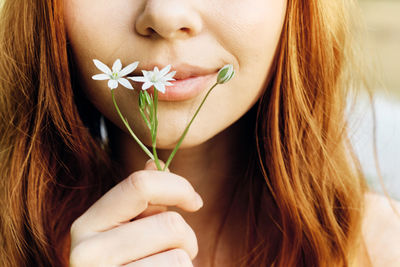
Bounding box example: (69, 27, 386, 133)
(64, 0, 287, 148)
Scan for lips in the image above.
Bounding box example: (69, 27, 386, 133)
(131, 63, 220, 101)
(131, 72, 217, 101)
(131, 62, 218, 80)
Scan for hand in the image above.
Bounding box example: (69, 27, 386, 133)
(69, 160, 203, 267)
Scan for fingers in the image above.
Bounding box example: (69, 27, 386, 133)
(144, 159, 169, 172)
(70, 211, 198, 267)
(122, 249, 193, 267)
(135, 204, 168, 220)
(135, 160, 170, 219)
(70, 168, 203, 246)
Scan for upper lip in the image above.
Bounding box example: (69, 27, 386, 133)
(131, 63, 219, 80)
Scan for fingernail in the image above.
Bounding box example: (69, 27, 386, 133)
(195, 193, 203, 208)
(145, 159, 155, 169)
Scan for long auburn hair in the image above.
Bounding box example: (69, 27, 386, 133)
(0, 0, 370, 266)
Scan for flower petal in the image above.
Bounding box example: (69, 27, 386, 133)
(112, 59, 122, 73)
(92, 74, 110, 80)
(141, 70, 152, 80)
(93, 59, 112, 75)
(118, 78, 134, 90)
(164, 81, 173, 86)
(163, 71, 176, 81)
(128, 76, 146, 82)
(119, 61, 139, 77)
(108, 79, 119, 89)
(159, 65, 172, 77)
(142, 81, 153, 90)
(154, 82, 166, 93)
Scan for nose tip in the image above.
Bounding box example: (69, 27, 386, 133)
(139, 25, 193, 40)
(135, 1, 202, 40)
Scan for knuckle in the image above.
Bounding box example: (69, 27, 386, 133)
(170, 249, 193, 267)
(69, 247, 81, 267)
(181, 178, 194, 190)
(69, 217, 100, 250)
(70, 219, 79, 237)
(123, 171, 149, 198)
(187, 228, 199, 259)
(157, 211, 198, 259)
(69, 241, 95, 267)
(70, 217, 83, 241)
(160, 211, 187, 236)
(174, 176, 194, 192)
(125, 172, 150, 211)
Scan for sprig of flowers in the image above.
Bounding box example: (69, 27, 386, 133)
(92, 59, 235, 171)
(92, 59, 154, 160)
(130, 65, 177, 170)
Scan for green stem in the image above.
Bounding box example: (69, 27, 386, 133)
(152, 89, 162, 171)
(139, 108, 151, 130)
(163, 82, 218, 171)
(111, 90, 154, 160)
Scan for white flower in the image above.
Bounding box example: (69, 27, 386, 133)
(129, 65, 176, 93)
(92, 59, 139, 90)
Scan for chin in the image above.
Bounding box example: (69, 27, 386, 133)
(154, 130, 215, 150)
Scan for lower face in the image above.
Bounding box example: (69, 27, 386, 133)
(64, 0, 287, 149)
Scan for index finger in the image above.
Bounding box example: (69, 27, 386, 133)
(71, 170, 203, 244)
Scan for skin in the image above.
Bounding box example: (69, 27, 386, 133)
(59, 0, 394, 266)
(64, 0, 287, 266)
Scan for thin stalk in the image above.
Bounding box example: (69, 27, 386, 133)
(152, 89, 162, 170)
(111, 90, 154, 160)
(163, 82, 218, 171)
(150, 99, 155, 137)
(139, 108, 151, 130)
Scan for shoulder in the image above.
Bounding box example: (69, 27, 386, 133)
(361, 191, 400, 267)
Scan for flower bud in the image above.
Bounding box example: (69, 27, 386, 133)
(144, 90, 153, 106)
(139, 90, 146, 110)
(217, 64, 235, 84)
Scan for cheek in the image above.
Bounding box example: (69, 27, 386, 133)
(210, 1, 287, 105)
(64, 1, 139, 68)
(63, 0, 140, 129)
(173, 0, 287, 146)
(212, 0, 287, 71)
(64, 1, 106, 54)
(201, 0, 287, 111)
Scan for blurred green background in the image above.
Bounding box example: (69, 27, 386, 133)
(354, 0, 400, 200)
(360, 0, 400, 98)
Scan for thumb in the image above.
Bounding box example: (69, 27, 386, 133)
(144, 159, 170, 172)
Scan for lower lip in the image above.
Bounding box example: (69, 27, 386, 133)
(134, 72, 217, 102)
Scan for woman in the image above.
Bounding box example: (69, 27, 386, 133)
(0, 0, 399, 266)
